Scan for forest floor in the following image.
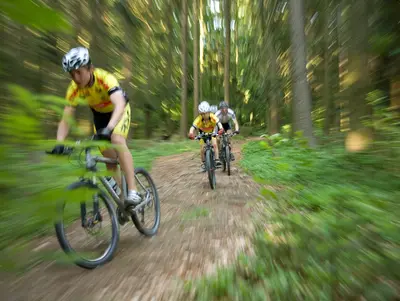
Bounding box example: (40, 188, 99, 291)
(1, 139, 262, 301)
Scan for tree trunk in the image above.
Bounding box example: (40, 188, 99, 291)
(144, 104, 152, 138)
(193, 0, 200, 118)
(209, 53, 213, 99)
(232, 0, 238, 109)
(199, 0, 206, 101)
(323, 1, 334, 136)
(259, 0, 269, 132)
(332, 3, 341, 132)
(335, 1, 345, 131)
(180, 0, 188, 137)
(224, 0, 231, 103)
(144, 0, 153, 138)
(289, 0, 317, 147)
(164, 0, 174, 132)
(269, 45, 280, 135)
(348, 0, 371, 131)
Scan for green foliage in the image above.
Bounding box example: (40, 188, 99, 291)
(189, 136, 400, 300)
(0, 0, 72, 33)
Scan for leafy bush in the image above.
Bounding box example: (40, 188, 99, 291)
(188, 136, 400, 300)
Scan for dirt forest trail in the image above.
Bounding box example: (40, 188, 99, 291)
(2, 139, 262, 301)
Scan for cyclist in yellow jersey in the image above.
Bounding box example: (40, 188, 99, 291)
(50, 47, 141, 206)
(188, 101, 224, 172)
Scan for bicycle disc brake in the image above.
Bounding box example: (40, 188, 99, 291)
(84, 211, 102, 235)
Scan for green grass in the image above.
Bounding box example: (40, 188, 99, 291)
(181, 206, 210, 221)
(188, 136, 400, 301)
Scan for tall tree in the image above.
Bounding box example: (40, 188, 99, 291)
(322, 0, 334, 135)
(348, 0, 370, 132)
(199, 0, 206, 101)
(289, 0, 317, 147)
(193, 0, 200, 117)
(180, 0, 188, 137)
(224, 0, 231, 103)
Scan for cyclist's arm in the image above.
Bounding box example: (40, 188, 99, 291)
(230, 109, 239, 131)
(233, 118, 239, 132)
(190, 116, 202, 135)
(189, 125, 197, 135)
(57, 106, 76, 141)
(107, 90, 126, 130)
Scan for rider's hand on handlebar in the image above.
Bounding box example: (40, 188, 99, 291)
(51, 144, 65, 154)
(95, 127, 113, 140)
(218, 128, 224, 136)
(188, 133, 195, 140)
(47, 144, 73, 155)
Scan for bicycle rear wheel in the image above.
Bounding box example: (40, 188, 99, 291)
(54, 181, 119, 269)
(205, 148, 216, 189)
(221, 146, 227, 172)
(225, 146, 231, 176)
(130, 167, 161, 236)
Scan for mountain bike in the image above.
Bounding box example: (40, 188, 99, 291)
(46, 135, 160, 269)
(195, 132, 218, 190)
(219, 131, 238, 176)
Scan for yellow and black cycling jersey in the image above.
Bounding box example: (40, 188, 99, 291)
(65, 67, 131, 140)
(192, 113, 220, 133)
(65, 68, 127, 113)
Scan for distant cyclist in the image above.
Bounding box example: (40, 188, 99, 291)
(210, 104, 218, 114)
(188, 101, 224, 172)
(214, 101, 240, 161)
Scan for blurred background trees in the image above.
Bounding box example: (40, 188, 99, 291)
(1, 0, 398, 144)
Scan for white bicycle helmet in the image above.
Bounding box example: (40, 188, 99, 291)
(62, 47, 91, 72)
(210, 105, 218, 114)
(198, 101, 211, 113)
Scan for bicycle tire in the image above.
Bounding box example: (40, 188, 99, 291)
(54, 180, 120, 270)
(226, 145, 231, 176)
(221, 145, 227, 172)
(131, 167, 161, 236)
(205, 148, 216, 189)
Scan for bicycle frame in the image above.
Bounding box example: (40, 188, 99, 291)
(81, 147, 127, 210)
(196, 132, 217, 155)
(79, 144, 151, 222)
(219, 133, 235, 154)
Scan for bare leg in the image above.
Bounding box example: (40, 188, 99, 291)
(101, 148, 121, 188)
(212, 138, 219, 160)
(200, 144, 205, 162)
(216, 136, 221, 155)
(227, 129, 233, 148)
(110, 134, 137, 191)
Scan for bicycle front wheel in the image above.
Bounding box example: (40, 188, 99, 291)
(54, 180, 119, 270)
(205, 148, 216, 189)
(130, 167, 161, 236)
(225, 146, 231, 176)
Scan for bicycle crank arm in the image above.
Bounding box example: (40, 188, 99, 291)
(129, 197, 150, 213)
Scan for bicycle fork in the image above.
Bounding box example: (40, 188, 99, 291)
(80, 176, 102, 228)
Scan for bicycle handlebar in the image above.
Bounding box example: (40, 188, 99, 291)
(45, 134, 109, 156)
(222, 132, 238, 138)
(192, 131, 239, 141)
(194, 132, 218, 141)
